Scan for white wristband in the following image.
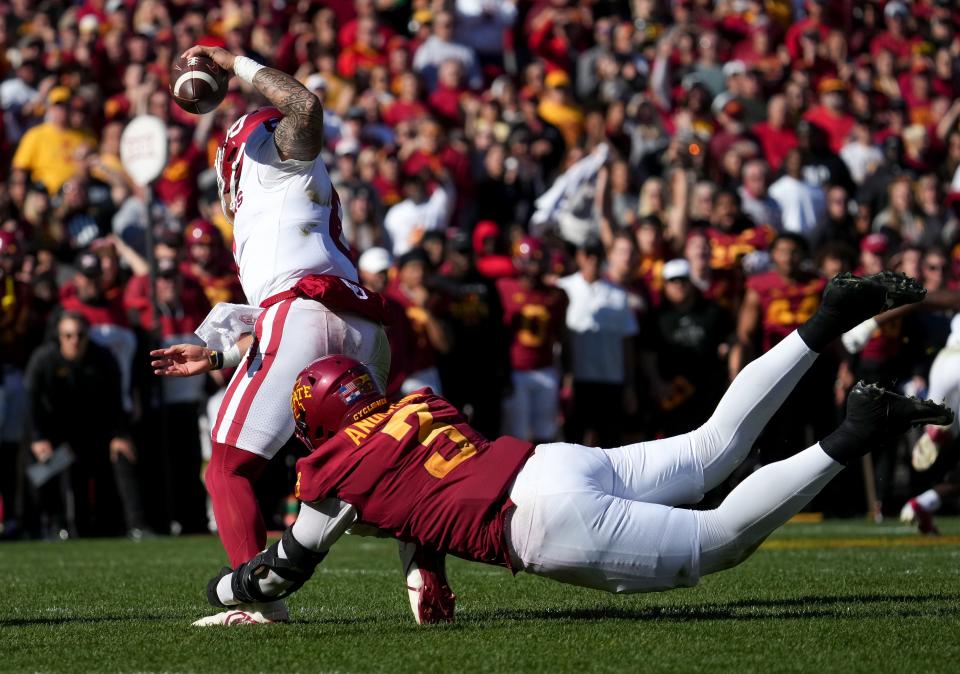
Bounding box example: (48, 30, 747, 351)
(223, 341, 245, 368)
(233, 56, 265, 85)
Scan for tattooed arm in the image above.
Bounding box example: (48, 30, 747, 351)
(250, 67, 324, 161)
(180, 46, 324, 161)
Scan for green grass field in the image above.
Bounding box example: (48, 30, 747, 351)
(4, 518, 960, 674)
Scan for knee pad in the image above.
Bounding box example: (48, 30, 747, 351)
(231, 528, 328, 603)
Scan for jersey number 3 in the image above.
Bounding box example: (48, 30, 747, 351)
(381, 402, 477, 478)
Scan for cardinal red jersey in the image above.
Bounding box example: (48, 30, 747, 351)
(496, 277, 568, 371)
(638, 255, 665, 308)
(860, 317, 903, 364)
(294, 389, 534, 566)
(708, 225, 776, 271)
(59, 282, 129, 328)
(385, 283, 448, 373)
(747, 270, 826, 351)
(700, 267, 743, 315)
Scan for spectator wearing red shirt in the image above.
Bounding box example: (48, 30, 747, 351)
(402, 119, 472, 199)
(870, 1, 916, 67)
(900, 65, 934, 127)
(179, 219, 244, 307)
(153, 124, 206, 220)
(527, 2, 588, 75)
(337, 17, 388, 81)
(339, 0, 396, 50)
(386, 248, 451, 395)
(58, 251, 137, 412)
(733, 23, 785, 87)
(932, 47, 958, 100)
(427, 60, 471, 127)
(784, 0, 830, 62)
(754, 94, 798, 171)
(382, 72, 429, 127)
(803, 79, 856, 155)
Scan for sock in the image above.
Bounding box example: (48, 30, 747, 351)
(797, 276, 887, 353)
(797, 304, 846, 353)
(915, 488, 942, 513)
(819, 418, 873, 466)
(699, 443, 843, 575)
(217, 574, 239, 606)
(206, 443, 269, 568)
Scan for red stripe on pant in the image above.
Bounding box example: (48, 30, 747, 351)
(211, 307, 270, 440)
(224, 298, 293, 447)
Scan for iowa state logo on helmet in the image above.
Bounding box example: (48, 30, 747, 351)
(291, 376, 312, 415)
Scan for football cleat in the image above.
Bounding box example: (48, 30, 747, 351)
(845, 382, 954, 439)
(823, 271, 926, 316)
(801, 272, 927, 352)
(192, 600, 289, 627)
(911, 432, 940, 472)
(399, 541, 455, 625)
(899, 498, 939, 535)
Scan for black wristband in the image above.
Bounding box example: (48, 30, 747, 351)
(208, 350, 224, 370)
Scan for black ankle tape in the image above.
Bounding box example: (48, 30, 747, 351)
(281, 528, 328, 569)
(819, 425, 861, 466)
(797, 314, 832, 353)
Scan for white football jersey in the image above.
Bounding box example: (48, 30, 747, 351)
(230, 124, 357, 307)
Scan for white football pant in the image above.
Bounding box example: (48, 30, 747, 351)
(507, 331, 844, 593)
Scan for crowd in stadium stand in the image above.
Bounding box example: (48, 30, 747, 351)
(0, 0, 959, 539)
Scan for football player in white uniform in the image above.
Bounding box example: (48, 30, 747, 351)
(900, 314, 960, 534)
(151, 46, 447, 626)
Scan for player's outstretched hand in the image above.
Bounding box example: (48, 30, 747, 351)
(180, 45, 236, 73)
(150, 344, 213, 377)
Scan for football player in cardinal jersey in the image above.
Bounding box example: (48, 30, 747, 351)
(150, 46, 445, 626)
(205, 272, 951, 619)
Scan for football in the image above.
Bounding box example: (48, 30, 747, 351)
(170, 55, 229, 114)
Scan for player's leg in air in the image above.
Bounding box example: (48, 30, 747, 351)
(519, 270, 945, 584)
(154, 300, 390, 626)
(505, 271, 951, 591)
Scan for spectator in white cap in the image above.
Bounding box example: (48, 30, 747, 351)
(871, 0, 913, 67)
(556, 239, 639, 447)
(356, 246, 417, 397)
(638, 257, 733, 436)
(358, 247, 393, 293)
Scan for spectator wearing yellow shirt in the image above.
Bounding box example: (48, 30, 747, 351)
(537, 70, 584, 150)
(12, 87, 93, 195)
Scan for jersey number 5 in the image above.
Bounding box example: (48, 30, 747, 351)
(380, 402, 477, 478)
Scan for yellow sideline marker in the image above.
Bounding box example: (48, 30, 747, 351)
(788, 512, 824, 523)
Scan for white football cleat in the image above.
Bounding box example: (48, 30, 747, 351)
(911, 432, 940, 471)
(899, 498, 939, 535)
(192, 600, 290, 626)
(399, 541, 455, 625)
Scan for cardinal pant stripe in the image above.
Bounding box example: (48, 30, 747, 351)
(213, 300, 292, 445)
(223, 299, 294, 447)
